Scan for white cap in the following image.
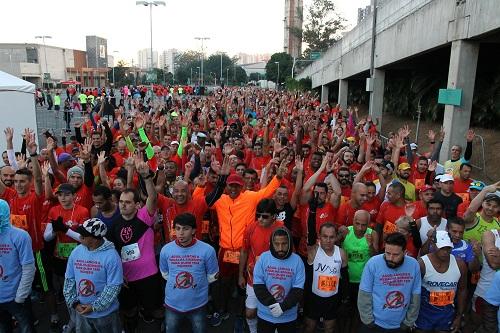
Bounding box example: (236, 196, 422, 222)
(170, 140, 180, 146)
(435, 230, 453, 249)
(410, 143, 418, 150)
(197, 132, 207, 138)
(439, 174, 454, 183)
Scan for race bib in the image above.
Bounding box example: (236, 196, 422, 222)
(201, 220, 209, 234)
(429, 290, 455, 306)
(318, 275, 339, 292)
(57, 242, 77, 258)
(383, 221, 397, 234)
(223, 250, 240, 264)
(11, 214, 28, 231)
(121, 243, 141, 263)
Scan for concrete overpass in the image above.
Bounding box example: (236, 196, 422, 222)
(296, 0, 500, 162)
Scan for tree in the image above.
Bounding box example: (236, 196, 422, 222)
(302, 0, 345, 59)
(265, 53, 293, 85)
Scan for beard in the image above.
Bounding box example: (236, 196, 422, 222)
(384, 255, 404, 269)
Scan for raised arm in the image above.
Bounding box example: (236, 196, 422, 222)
(135, 153, 157, 215)
(26, 133, 43, 196)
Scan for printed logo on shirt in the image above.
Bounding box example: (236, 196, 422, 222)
(314, 263, 339, 274)
(120, 226, 133, 243)
(270, 284, 286, 302)
(276, 211, 286, 221)
(319, 213, 329, 219)
(383, 290, 405, 309)
(174, 271, 196, 289)
(78, 279, 96, 297)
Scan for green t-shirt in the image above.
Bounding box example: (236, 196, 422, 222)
(343, 226, 372, 283)
(464, 213, 500, 243)
(79, 93, 87, 103)
(54, 95, 61, 106)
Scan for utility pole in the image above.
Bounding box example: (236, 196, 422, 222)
(194, 37, 210, 86)
(35, 35, 52, 88)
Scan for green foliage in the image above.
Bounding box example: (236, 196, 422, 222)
(302, 0, 345, 59)
(471, 67, 500, 128)
(285, 77, 312, 91)
(265, 53, 293, 85)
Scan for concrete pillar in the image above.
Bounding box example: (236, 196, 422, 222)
(338, 79, 348, 110)
(439, 40, 479, 163)
(368, 69, 385, 131)
(321, 85, 329, 104)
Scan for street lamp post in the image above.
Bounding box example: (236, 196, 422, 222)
(173, 63, 177, 84)
(274, 61, 280, 90)
(136, 1, 166, 70)
(112, 50, 119, 87)
(197, 66, 201, 85)
(194, 37, 210, 86)
(226, 68, 229, 86)
(190, 67, 193, 85)
(220, 53, 223, 85)
(35, 35, 52, 88)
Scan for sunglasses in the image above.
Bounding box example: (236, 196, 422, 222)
(256, 213, 272, 219)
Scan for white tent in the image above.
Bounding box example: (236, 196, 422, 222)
(0, 71, 37, 159)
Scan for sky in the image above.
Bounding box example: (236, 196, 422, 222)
(0, 0, 370, 64)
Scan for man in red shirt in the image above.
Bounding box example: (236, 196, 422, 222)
(336, 183, 369, 227)
(453, 163, 473, 199)
(238, 199, 284, 333)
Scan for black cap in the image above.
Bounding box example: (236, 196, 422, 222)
(54, 183, 75, 194)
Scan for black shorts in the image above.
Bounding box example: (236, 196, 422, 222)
(304, 291, 340, 321)
(119, 273, 163, 313)
(33, 251, 53, 292)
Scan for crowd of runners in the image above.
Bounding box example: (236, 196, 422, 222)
(1, 85, 499, 333)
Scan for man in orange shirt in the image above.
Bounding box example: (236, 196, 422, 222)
(336, 183, 369, 227)
(238, 199, 284, 333)
(457, 181, 485, 218)
(211, 161, 287, 329)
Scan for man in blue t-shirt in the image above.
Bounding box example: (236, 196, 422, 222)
(0, 199, 36, 333)
(63, 218, 123, 333)
(358, 232, 421, 332)
(253, 227, 305, 332)
(159, 213, 219, 333)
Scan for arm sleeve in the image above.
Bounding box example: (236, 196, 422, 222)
(464, 141, 472, 161)
(125, 136, 135, 153)
(7, 149, 19, 170)
(15, 263, 36, 303)
(409, 221, 422, 249)
(430, 140, 443, 162)
(403, 293, 421, 327)
(63, 277, 78, 308)
(357, 290, 375, 325)
(253, 284, 276, 306)
(177, 127, 188, 157)
(84, 161, 94, 188)
(189, 154, 201, 181)
(307, 207, 317, 246)
(138, 127, 154, 160)
(65, 229, 82, 242)
(21, 138, 27, 157)
(91, 285, 122, 312)
(280, 287, 304, 311)
(205, 175, 228, 207)
(44, 222, 56, 241)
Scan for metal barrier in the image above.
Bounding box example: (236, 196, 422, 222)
(35, 107, 87, 144)
(470, 134, 488, 178)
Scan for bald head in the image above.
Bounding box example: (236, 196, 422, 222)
(172, 180, 190, 205)
(1, 166, 15, 187)
(352, 183, 368, 207)
(353, 210, 370, 235)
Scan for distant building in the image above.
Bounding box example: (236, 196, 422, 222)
(358, 5, 372, 23)
(86, 36, 108, 68)
(159, 49, 177, 73)
(0, 42, 108, 87)
(108, 55, 114, 67)
(284, 0, 303, 58)
(236, 53, 271, 65)
(137, 48, 158, 69)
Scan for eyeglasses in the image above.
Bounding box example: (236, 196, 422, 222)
(256, 213, 272, 219)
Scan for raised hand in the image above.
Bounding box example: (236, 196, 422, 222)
(23, 128, 34, 141)
(4, 127, 14, 142)
(26, 133, 38, 156)
(97, 151, 106, 165)
(41, 161, 50, 177)
(223, 143, 233, 156)
(17, 154, 27, 169)
(427, 129, 436, 142)
(405, 203, 416, 217)
(294, 156, 304, 171)
(428, 160, 438, 172)
(466, 129, 475, 142)
(46, 137, 56, 151)
(184, 161, 194, 176)
(135, 159, 151, 178)
(220, 155, 231, 175)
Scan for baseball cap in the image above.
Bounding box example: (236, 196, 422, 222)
(435, 230, 453, 249)
(434, 174, 443, 182)
(410, 143, 418, 150)
(398, 162, 411, 171)
(170, 111, 179, 117)
(346, 136, 356, 143)
(227, 174, 244, 186)
(484, 193, 500, 204)
(420, 184, 436, 192)
(440, 174, 454, 183)
(76, 218, 107, 238)
(170, 141, 180, 146)
(54, 183, 75, 194)
(469, 180, 485, 191)
(57, 153, 75, 163)
(197, 132, 207, 138)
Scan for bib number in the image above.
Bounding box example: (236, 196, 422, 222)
(57, 242, 77, 258)
(429, 290, 455, 306)
(318, 275, 339, 292)
(11, 214, 28, 231)
(383, 221, 397, 234)
(121, 243, 141, 262)
(223, 250, 240, 264)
